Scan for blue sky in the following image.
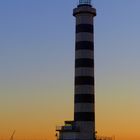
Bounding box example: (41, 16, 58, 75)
(0, 0, 140, 140)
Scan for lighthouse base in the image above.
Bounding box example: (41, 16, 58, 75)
(56, 121, 96, 140)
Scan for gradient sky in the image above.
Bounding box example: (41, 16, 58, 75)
(0, 0, 140, 140)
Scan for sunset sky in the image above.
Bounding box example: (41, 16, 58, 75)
(0, 0, 140, 140)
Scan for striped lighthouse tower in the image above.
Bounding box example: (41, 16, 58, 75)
(73, 0, 96, 140)
(56, 1, 96, 140)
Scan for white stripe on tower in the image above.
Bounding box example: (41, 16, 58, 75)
(73, 1, 96, 140)
(76, 50, 93, 59)
(75, 68, 94, 77)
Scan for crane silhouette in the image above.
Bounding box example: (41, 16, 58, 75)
(10, 130, 16, 140)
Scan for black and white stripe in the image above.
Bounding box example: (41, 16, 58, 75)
(73, 3, 96, 140)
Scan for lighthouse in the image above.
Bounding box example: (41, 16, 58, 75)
(73, 0, 96, 139)
(56, 0, 96, 140)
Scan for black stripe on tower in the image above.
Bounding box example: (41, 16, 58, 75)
(76, 24, 93, 33)
(75, 94, 94, 103)
(74, 112, 94, 121)
(73, 10, 96, 17)
(75, 58, 94, 67)
(75, 76, 94, 85)
(76, 41, 93, 50)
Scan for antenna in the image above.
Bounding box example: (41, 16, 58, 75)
(10, 130, 16, 140)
